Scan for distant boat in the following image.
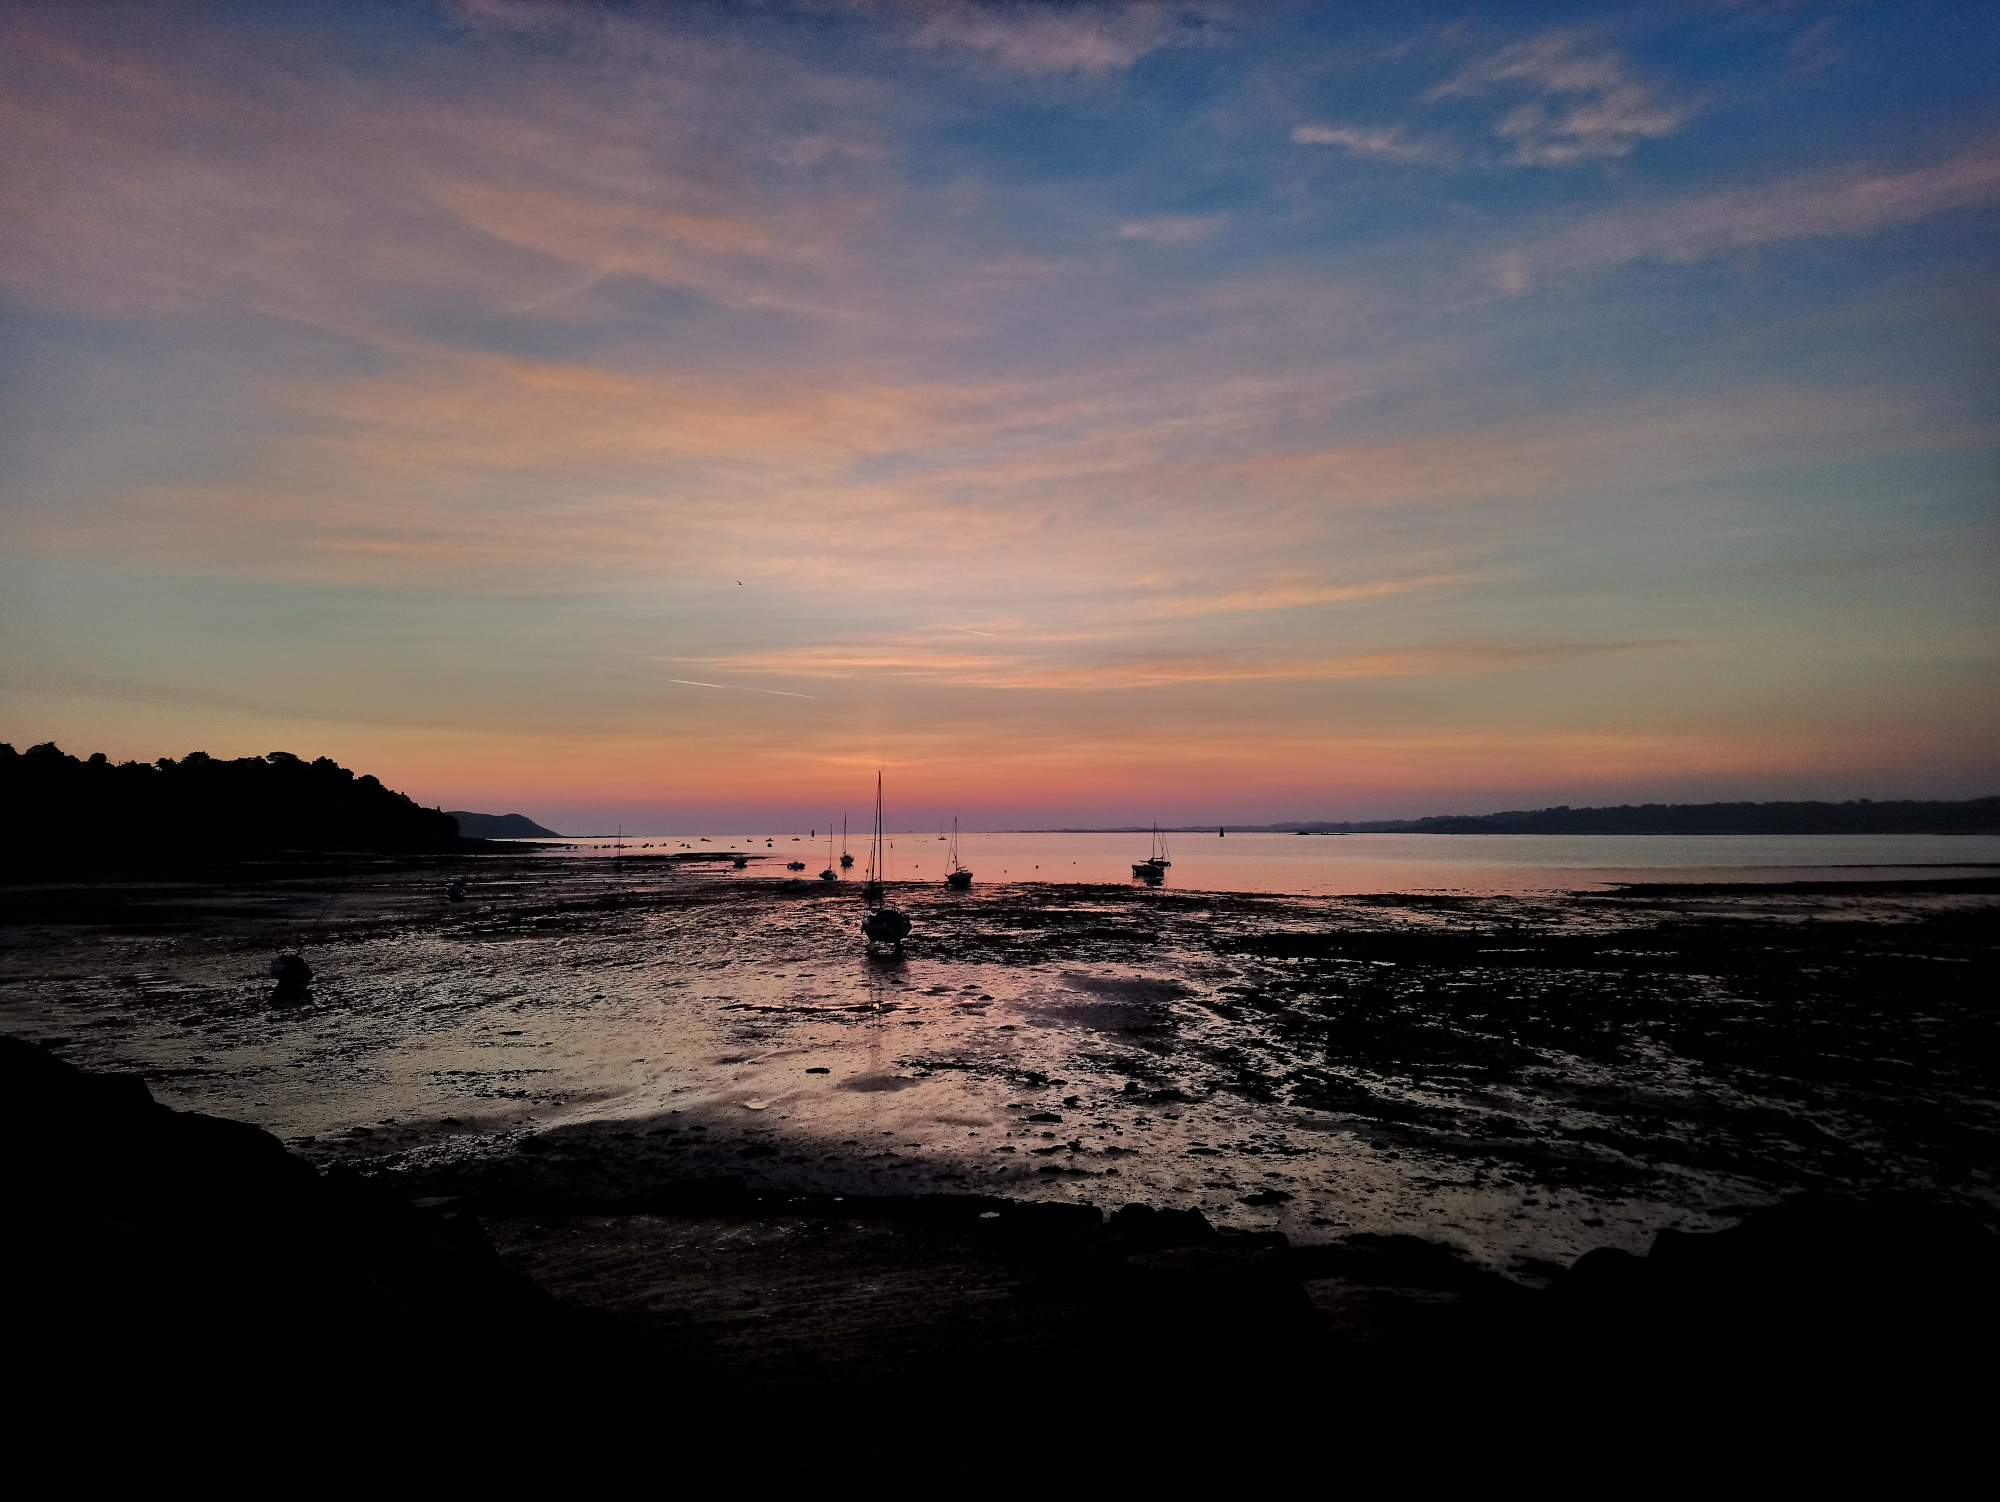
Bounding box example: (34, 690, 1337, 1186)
(860, 772, 911, 951)
(786, 860, 806, 871)
(839, 813, 854, 868)
(732, 855, 748, 869)
(944, 818, 972, 889)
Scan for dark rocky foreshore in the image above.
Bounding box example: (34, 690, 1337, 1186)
(10, 1035, 1992, 1456)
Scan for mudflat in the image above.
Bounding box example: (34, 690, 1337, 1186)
(5, 852, 1996, 1406)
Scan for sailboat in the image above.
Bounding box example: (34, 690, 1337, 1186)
(859, 772, 912, 951)
(819, 825, 838, 882)
(944, 818, 972, 889)
(1132, 823, 1170, 881)
(839, 813, 854, 868)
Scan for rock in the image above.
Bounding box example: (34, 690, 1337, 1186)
(267, 952, 312, 992)
(1239, 1188, 1294, 1206)
(1537, 1194, 2000, 1383)
(1026, 1111, 1063, 1123)
(1102, 1203, 1220, 1251)
(0, 1035, 587, 1385)
(988, 1200, 1104, 1240)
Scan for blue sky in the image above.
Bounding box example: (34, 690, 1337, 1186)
(1, 0, 1994, 829)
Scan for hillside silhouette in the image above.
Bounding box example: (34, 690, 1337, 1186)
(2, 743, 460, 863)
(1224, 797, 2000, 836)
(446, 811, 560, 839)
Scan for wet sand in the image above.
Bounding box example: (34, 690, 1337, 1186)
(5, 851, 1994, 1292)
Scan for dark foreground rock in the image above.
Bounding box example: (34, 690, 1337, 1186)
(7, 1036, 1993, 1460)
(0, 1037, 627, 1388)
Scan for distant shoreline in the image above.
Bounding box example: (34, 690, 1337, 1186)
(1016, 795, 2000, 838)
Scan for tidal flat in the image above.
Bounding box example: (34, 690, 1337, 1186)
(5, 854, 1993, 1281)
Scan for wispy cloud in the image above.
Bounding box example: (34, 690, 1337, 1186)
(1430, 31, 1682, 166)
(905, 2, 1209, 76)
(681, 639, 1659, 691)
(1128, 573, 1479, 619)
(1483, 144, 2000, 292)
(1117, 214, 1226, 244)
(1290, 123, 1456, 167)
(1228, 388, 1940, 507)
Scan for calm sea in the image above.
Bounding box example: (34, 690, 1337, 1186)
(514, 829, 2000, 897)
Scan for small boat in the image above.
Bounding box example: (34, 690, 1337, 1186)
(1132, 822, 1170, 879)
(732, 855, 748, 869)
(820, 825, 838, 881)
(944, 817, 972, 889)
(839, 813, 854, 868)
(786, 860, 806, 871)
(859, 772, 910, 949)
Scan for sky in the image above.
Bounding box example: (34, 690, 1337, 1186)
(1, 0, 1996, 833)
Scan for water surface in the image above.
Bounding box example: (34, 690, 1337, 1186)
(526, 829, 2000, 896)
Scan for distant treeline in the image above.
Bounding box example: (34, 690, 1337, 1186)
(1216, 797, 2000, 836)
(3, 742, 461, 860)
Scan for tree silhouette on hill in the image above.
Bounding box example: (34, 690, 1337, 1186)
(2, 743, 459, 860)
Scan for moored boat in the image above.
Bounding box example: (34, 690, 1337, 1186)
(944, 817, 972, 889)
(859, 772, 909, 949)
(1133, 823, 1170, 880)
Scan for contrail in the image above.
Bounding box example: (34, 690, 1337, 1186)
(668, 678, 819, 699)
(941, 626, 999, 637)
